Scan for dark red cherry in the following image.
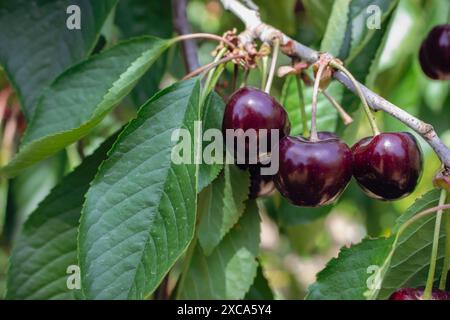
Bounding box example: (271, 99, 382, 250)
(274, 134, 353, 207)
(248, 165, 275, 199)
(389, 287, 450, 300)
(222, 87, 290, 164)
(352, 132, 423, 200)
(419, 24, 450, 80)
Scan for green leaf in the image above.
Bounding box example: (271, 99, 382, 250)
(281, 75, 341, 136)
(336, 1, 398, 136)
(376, 189, 445, 299)
(343, 0, 399, 63)
(306, 237, 394, 300)
(198, 92, 226, 192)
(1, 36, 172, 178)
(306, 189, 445, 300)
(115, 0, 172, 106)
(198, 164, 250, 255)
(8, 153, 67, 240)
(78, 79, 201, 300)
(178, 200, 261, 299)
(6, 135, 115, 300)
(320, 0, 352, 55)
(301, 0, 335, 37)
(319, 0, 398, 62)
(245, 263, 274, 300)
(0, 0, 118, 119)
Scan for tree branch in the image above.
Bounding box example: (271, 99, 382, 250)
(220, 0, 450, 169)
(172, 0, 200, 73)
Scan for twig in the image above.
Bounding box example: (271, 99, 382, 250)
(174, 33, 236, 51)
(320, 89, 353, 125)
(172, 0, 200, 73)
(220, 0, 450, 169)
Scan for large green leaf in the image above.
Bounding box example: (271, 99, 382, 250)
(6, 135, 115, 300)
(336, 0, 398, 61)
(115, 0, 172, 106)
(178, 200, 261, 299)
(78, 79, 201, 300)
(336, 1, 398, 136)
(198, 164, 250, 255)
(281, 75, 342, 137)
(320, 0, 351, 55)
(0, 0, 118, 119)
(1, 36, 172, 177)
(306, 237, 394, 300)
(306, 189, 445, 300)
(198, 92, 226, 192)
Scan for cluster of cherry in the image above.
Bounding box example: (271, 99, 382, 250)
(223, 86, 423, 207)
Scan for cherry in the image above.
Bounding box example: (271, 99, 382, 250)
(389, 287, 450, 300)
(222, 87, 290, 164)
(352, 132, 423, 200)
(419, 24, 450, 80)
(248, 165, 275, 199)
(274, 133, 353, 207)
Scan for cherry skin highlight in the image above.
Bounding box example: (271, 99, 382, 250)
(389, 287, 450, 300)
(419, 24, 450, 80)
(274, 134, 353, 207)
(352, 132, 423, 200)
(222, 87, 290, 164)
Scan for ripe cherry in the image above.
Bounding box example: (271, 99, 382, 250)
(274, 133, 353, 207)
(389, 287, 450, 300)
(222, 87, 290, 164)
(419, 24, 450, 80)
(352, 132, 423, 200)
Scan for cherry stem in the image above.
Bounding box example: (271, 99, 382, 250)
(310, 62, 326, 142)
(183, 53, 245, 80)
(320, 89, 353, 125)
(200, 47, 228, 105)
(264, 38, 280, 94)
(241, 69, 250, 88)
(303, 72, 353, 125)
(173, 33, 236, 50)
(330, 60, 380, 136)
(295, 75, 309, 137)
(260, 56, 268, 90)
(231, 64, 238, 92)
(422, 189, 447, 299)
(439, 191, 450, 290)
